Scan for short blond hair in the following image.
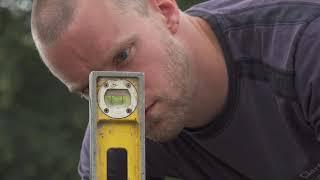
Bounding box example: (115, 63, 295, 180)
(31, 0, 76, 45)
(31, 0, 148, 45)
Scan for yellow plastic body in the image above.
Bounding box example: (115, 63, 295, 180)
(95, 77, 142, 180)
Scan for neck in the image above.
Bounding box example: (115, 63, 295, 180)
(178, 12, 229, 128)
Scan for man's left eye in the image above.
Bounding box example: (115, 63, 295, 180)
(113, 48, 130, 65)
(79, 88, 89, 100)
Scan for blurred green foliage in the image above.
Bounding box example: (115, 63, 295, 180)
(0, 0, 205, 179)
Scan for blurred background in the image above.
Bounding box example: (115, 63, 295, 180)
(0, 0, 205, 179)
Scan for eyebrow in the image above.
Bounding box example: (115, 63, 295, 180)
(103, 34, 138, 63)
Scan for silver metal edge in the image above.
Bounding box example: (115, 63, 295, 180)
(139, 73, 146, 180)
(89, 71, 98, 180)
(89, 71, 145, 180)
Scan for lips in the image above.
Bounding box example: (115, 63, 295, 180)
(145, 101, 156, 115)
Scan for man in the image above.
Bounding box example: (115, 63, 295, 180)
(30, 0, 320, 179)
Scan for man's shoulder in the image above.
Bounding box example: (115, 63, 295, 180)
(188, 0, 320, 14)
(187, 0, 320, 72)
(187, 0, 320, 27)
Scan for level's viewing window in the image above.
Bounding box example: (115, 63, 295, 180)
(105, 89, 131, 106)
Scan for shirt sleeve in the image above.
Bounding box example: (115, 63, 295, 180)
(78, 123, 90, 180)
(295, 17, 320, 142)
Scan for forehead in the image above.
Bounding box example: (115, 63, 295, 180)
(64, 0, 141, 55)
(43, 0, 142, 92)
(70, 0, 120, 42)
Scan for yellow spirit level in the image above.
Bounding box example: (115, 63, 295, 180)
(89, 71, 145, 180)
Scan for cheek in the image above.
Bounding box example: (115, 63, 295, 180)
(136, 49, 170, 91)
(128, 28, 173, 94)
(131, 54, 171, 100)
(144, 66, 166, 89)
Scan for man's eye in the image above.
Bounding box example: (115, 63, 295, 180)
(113, 48, 130, 65)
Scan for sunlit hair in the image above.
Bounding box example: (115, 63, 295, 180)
(113, 0, 148, 15)
(31, 0, 76, 45)
(31, 0, 148, 46)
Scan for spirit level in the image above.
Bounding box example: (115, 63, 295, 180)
(89, 71, 145, 180)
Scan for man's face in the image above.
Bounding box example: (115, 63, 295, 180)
(39, 0, 196, 142)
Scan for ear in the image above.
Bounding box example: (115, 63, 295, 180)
(149, 0, 180, 34)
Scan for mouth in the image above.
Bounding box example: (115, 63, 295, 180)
(145, 101, 157, 115)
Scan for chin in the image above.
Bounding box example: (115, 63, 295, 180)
(145, 120, 184, 143)
(146, 133, 179, 143)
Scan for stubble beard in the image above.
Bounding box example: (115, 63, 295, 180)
(145, 36, 195, 142)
